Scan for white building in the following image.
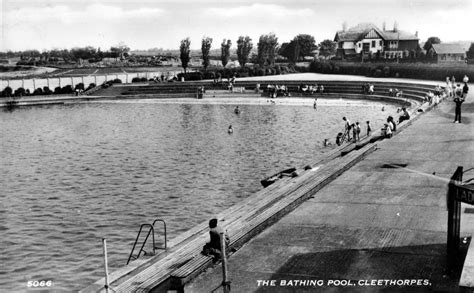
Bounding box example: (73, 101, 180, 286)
(334, 22, 419, 59)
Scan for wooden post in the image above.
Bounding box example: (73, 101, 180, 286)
(219, 233, 230, 293)
(102, 239, 110, 293)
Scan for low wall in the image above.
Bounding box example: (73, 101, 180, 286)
(0, 70, 182, 92)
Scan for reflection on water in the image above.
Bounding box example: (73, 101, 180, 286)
(0, 100, 396, 291)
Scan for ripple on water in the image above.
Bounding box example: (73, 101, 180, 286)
(0, 101, 399, 291)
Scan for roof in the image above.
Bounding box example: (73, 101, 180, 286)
(335, 23, 418, 42)
(431, 43, 467, 55)
(382, 30, 418, 41)
(335, 23, 384, 42)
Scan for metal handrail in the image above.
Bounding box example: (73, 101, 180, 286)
(152, 219, 167, 250)
(127, 224, 155, 265)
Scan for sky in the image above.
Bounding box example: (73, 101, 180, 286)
(0, 0, 473, 52)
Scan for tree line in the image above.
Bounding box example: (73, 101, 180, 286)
(179, 33, 337, 73)
(1, 43, 131, 65)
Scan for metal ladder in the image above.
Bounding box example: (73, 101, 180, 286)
(127, 219, 167, 265)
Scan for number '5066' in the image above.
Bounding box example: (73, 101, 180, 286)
(27, 280, 53, 287)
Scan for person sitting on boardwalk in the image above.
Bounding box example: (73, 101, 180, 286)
(336, 132, 344, 146)
(387, 116, 396, 132)
(368, 84, 374, 95)
(202, 218, 230, 259)
(434, 85, 442, 97)
(398, 108, 410, 124)
(381, 123, 392, 138)
(319, 84, 325, 93)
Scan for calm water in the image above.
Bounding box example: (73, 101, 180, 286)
(0, 99, 397, 292)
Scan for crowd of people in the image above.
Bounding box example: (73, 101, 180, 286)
(387, 88, 403, 97)
(299, 84, 324, 95)
(267, 84, 289, 98)
(362, 83, 375, 95)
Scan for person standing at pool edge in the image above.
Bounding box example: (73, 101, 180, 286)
(342, 117, 351, 141)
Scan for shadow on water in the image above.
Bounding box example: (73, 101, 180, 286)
(254, 243, 468, 293)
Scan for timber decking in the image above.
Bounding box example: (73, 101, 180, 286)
(81, 142, 378, 293)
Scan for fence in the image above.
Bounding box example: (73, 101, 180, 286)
(0, 70, 183, 92)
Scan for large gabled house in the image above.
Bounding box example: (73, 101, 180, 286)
(334, 22, 419, 60)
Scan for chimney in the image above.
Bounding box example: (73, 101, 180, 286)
(393, 21, 398, 32)
(415, 31, 418, 37)
(343, 21, 347, 32)
(383, 21, 386, 31)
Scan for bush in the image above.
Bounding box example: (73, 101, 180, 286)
(1, 86, 13, 97)
(202, 71, 216, 80)
(113, 78, 122, 84)
(86, 83, 96, 91)
(54, 86, 62, 94)
(308, 60, 474, 81)
(33, 88, 44, 95)
(131, 77, 141, 83)
(14, 87, 26, 97)
(373, 69, 383, 78)
(75, 83, 85, 91)
(177, 72, 203, 81)
(140, 77, 147, 82)
(43, 86, 53, 95)
(61, 85, 74, 94)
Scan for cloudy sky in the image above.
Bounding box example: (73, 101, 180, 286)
(1, 0, 473, 51)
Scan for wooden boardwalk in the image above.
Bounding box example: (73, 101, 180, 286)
(188, 89, 474, 292)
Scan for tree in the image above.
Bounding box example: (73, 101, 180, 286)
(71, 46, 97, 61)
(110, 42, 130, 60)
(221, 39, 232, 67)
(318, 39, 336, 58)
(294, 34, 317, 60)
(257, 33, 278, 66)
(201, 37, 213, 70)
(236, 36, 253, 68)
(423, 36, 441, 51)
(467, 43, 474, 60)
(180, 38, 191, 73)
(279, 41, 299, 64)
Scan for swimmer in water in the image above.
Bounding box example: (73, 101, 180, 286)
(228, 125, 233, 134)
(234, 106, 240, 114)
